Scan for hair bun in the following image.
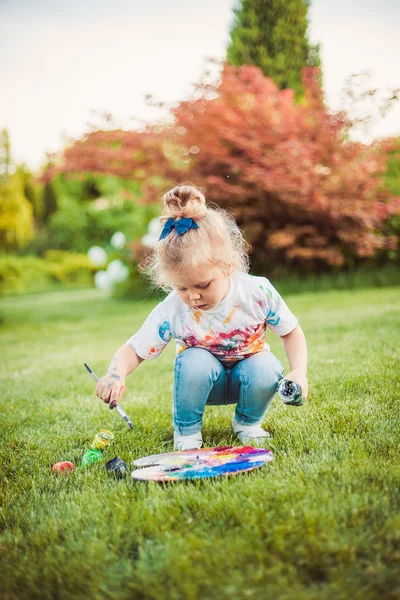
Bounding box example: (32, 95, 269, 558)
(162, 185, 207, 220)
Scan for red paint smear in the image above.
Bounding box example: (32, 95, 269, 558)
(181, 323, 266, 356)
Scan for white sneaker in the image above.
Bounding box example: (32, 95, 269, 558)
(232, 417, 271, 445)
(173, 431, 203, 451)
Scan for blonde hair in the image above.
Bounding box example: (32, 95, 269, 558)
(141, 184, 250, 292)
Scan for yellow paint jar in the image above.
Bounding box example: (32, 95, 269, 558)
(90, 430, 115, 451)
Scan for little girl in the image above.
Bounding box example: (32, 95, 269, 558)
(96, 184, 308, 450)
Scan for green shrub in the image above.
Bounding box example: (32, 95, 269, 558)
(0, 175, 34, 250)
(0, 252, 96, 296)
(385, 139, 400, 195)
(52, 172, 143, 205)
(27, 200, 155, 255)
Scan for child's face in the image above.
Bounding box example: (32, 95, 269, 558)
(169, 264, 231, 311)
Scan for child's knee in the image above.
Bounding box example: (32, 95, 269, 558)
(260, 360, 284, 393)
(240, 351, 284, 393)
(175, 348, 222, 384)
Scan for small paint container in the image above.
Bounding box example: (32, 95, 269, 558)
(278, 379, 304, 406)
(90, 430, 115, 451)
(105, 456, 129, 479)
(80, 448, 104, 466)
(52, 461, 74, 474)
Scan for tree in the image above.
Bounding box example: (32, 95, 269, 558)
(168, 65, 399, 271)
(44, 65, 399, 271)
(0, 133, 35, 250)
(42, 130, 172, 204)
(15, 165, 44, 224)
(227, 0, 320, 97)
(42, 182, 58, 224)
(0, 175, 34, 250)
(0, 129, 11, 183)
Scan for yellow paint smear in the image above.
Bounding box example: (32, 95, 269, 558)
(193, 310, 202, 324)
(223, 307, 237, 325)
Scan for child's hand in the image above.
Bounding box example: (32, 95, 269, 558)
(96, 373, 126, 409)
(284, 369, 308, 400)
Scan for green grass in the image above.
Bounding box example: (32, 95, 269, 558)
(0, 286, 399, 600)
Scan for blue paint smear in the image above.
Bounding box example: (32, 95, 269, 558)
(266, 309, 280, 327)
(175, 460, 267, 479)
(158, 320, 172, 342)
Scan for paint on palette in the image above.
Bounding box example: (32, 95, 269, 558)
(131, 446, 273, 482)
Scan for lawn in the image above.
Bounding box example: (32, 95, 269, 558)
(0, 286, 399, 600)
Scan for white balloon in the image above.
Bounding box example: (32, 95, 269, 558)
(94, 270, 113, 290)
(107, 259, 129, 283)
(88, 246, 107, 267)
(110, 231, 126, 250)
(148, 217, 163, 237)
(141, 233, 158, 248)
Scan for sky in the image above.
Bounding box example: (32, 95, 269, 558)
(1, 0, 399, 170)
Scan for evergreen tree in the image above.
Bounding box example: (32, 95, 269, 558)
(15, 165, 43, 223)
(227, 0, 320, 96)
(42, 182, 58, 224)
(0, 129, 11, 183)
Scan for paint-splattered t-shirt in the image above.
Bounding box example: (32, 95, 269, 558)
(126, 272, 298, 364)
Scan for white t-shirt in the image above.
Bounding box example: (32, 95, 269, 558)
(127, 271, 298, 365)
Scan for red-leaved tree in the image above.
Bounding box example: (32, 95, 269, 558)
(42, 129, 172, 202)
(45, 65, 400, 271)
(169, 65, 399, 271)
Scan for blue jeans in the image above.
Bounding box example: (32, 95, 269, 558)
(173, 348, 284, 435)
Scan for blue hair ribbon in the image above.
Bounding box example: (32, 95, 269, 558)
(159, 217, 199, 241)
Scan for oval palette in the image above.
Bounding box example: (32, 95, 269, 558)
(131, 445, 273, 482)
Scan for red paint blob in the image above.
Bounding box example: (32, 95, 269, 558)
(52, 461, 74, 474)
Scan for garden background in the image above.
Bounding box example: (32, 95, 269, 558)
(1, 0, 400, 598)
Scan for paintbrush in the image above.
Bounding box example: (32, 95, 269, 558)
(84, 363, 133, 430)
